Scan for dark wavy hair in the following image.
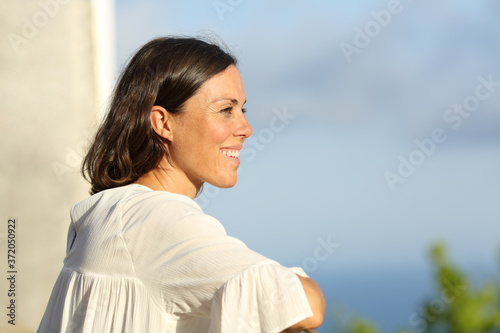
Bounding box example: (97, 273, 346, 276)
(82, 36, 237, 195)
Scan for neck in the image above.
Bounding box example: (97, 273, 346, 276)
(133, 160, 201, 199)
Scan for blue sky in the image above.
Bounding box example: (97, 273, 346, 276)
(115, 1, 500, 330)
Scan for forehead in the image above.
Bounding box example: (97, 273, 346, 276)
(195, 65, 245, 104)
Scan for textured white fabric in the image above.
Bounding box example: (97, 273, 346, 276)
(37, 184, 313, 332)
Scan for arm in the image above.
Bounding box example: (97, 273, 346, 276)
(282, 275, 325, 332)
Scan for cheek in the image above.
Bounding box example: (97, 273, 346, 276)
(207, 119, 233, 146)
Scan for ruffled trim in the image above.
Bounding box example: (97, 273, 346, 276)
(209, 262, 313, 333)
(37, 268, 171, 333)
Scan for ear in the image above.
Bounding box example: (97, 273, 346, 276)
(150, 105, 174, 141)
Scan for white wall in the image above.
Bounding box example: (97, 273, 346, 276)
(0, 1, 114, 331)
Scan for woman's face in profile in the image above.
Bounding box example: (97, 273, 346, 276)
(169, 65, 252, 189)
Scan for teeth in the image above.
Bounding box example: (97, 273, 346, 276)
(221, 150, 240, 158)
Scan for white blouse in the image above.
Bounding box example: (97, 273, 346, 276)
(37, 184, 313, 332)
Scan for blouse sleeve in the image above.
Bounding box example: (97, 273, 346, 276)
(120, 192, 313, 332)
(210, 263, 313, 333)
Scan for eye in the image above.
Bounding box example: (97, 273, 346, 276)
(242, 108, 247, 114)
(221, 106, 233, 114)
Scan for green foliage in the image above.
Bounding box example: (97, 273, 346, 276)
(330, 305, 380, 333)
(331, 243, 500, 333)
(345, 318, 380, 333)
(411, 242, 500, 333)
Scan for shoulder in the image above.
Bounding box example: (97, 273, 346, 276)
(71, 184, 225, 236)
(118, 184, 226, 235)
(121, 184, 204, 216)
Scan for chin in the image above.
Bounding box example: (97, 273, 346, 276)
(209, 175, 238, 189)
(215, 181, 237, 189)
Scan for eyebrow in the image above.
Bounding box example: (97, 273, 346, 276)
(212, 98, 247, 105)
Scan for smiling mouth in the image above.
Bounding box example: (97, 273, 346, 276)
(220, 149, 240, 159)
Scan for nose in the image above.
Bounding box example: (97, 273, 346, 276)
(236, 113, 252, 139)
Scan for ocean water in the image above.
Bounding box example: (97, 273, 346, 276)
(313, 267, 436, 333)
(312, 264, 498, 333)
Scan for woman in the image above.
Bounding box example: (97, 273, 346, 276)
(38, 36, 324, 332)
